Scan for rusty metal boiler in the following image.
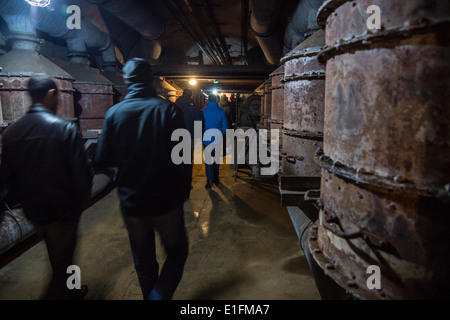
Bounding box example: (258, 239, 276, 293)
(259, 83, 266, 128)
(269, 65, 285, 150)
(278, 29, 326, 210)
(64, 53, 114, 133)
(309, 0, 450, 299)
(263, 78, 272, 130)
(0, 36, 75, 123)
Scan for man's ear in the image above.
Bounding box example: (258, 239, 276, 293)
(48, 89, 57, 97)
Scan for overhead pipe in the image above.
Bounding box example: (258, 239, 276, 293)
(0, 1, 75, 123)
(200, 0, 233, 64)
(241, 0, 249, 59)
(179, 0, 226, 65)
(249, 0, 285, 65)
(163, 0, 221, 65)
(0, 0, 38, 50)
(29, 5, 117, 70)
(283, 0, 324, 55)
(86, 0, 165, 62)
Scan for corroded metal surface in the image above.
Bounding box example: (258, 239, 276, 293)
(324, 45, 450, 188)
(0, 49, 75, 122)
(263, 78, 272, 129)
(269, 65, 284, 151)
(280, 29, 325, 178)
(311, 0, 450, 299)
(0, 76, 75, 122)
(281, 134, 322, 177)
(74, 81, 113, 131)
(73, 82, 114, 132)
(259, 85, 266, 127)
(269, 66, 284, 127)
(65, 64, 114, 132)
(318, 0, 450, 48)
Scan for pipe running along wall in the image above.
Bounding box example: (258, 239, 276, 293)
(86, 0, 165, 63)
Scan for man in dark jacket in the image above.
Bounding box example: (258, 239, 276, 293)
(0, 74, 93, 300)
(176, 88, 203, 164)
(94, 58, 191, 300)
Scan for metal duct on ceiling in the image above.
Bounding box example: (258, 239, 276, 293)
(249, 0, 285, 65)
(283, 0, 324, 55)
(86, 0, 165, 63)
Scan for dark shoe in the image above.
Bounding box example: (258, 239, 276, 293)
(205, 183, 212, 189)
(69, 285, 88, 300)
(214, 179, 220, 186)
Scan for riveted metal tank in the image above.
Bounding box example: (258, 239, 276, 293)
(262, 78, 272, 130)
(0, 34, 75, 124)
(269, 65, 285, 153)
(101, 62, 128, 103)
(309, 0, 450, 300)
(280, 29, 325, 180)
(259, 82, 266, 127)
(64, 52, 114, 132)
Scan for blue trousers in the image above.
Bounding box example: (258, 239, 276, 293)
(205, 148, 220, 185)
(122, 204, 188, 300)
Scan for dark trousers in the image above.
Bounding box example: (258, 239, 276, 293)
(122, 204, 189, 300)
(205, 148, 220, 185)
(37, 217, 79, 300)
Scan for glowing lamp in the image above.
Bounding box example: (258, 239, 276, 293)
(25, 0, 51, 7)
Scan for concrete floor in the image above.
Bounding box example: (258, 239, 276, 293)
(0, 164, 321, 300)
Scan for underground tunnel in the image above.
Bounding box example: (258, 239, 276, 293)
(0, 0, 449, 303)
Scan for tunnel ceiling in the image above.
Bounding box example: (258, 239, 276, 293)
(0, 0, 300, 94)
(89, 0, 299, 93)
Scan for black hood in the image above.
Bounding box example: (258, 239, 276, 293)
(122, 58, 157, 99)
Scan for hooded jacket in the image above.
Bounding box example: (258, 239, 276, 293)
(94, 58, 191, 216)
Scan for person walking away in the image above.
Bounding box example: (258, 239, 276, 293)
(0, 74, 93, 300)
(175, 88, 204, 158)
(94, 58, 191, 300)
(202, 94, 229, 189)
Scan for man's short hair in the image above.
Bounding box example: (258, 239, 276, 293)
(183, 88, 193, 97)
(27, 74, 58, 101)
(208, 94, 217, 102)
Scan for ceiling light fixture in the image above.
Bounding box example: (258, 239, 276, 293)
(25, 0, 51, 7)
(189, 79, 197, 86)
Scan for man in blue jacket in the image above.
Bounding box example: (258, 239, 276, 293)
(202, 94, 229, 189)
(94, 58, 191, 300)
